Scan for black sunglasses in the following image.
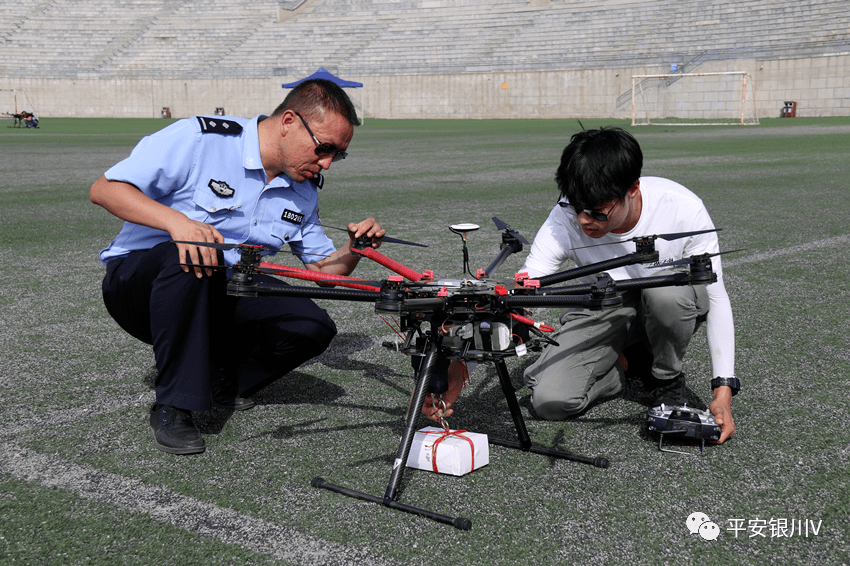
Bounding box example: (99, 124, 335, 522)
(558, 199, 620, 223)
(294, 112, 348, 162)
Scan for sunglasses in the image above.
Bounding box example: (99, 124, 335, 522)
(294, 112, 348, 162)
(558, 199, 621, 223)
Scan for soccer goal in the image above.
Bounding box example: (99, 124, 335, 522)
(631, 71, 758, 126)
(1, 89, 38, 122)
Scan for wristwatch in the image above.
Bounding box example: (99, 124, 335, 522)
(711, 377, 740, 396)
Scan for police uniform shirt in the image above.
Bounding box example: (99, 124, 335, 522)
(98, 115, 337, 266)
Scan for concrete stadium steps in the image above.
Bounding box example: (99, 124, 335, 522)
(1, 0, 275, 78)
(1, 0, 849, 79)
(99, 0, 273, 78)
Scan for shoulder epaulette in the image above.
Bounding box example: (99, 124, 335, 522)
(196, 116, 243, 135)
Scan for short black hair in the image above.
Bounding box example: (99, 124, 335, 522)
(555, 127, 642, 209)
(272, 78, 359, 127)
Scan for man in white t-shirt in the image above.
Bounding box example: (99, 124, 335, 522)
(519, 127, 737, 443)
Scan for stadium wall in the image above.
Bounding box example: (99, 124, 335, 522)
(1, 54, 847, 120)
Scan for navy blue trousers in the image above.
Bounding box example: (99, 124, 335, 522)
(102, 242, 337, 410)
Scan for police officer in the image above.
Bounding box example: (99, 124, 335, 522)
(90, 79, 385, 455)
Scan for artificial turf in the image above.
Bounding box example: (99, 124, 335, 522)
(1, 116, 848, 565)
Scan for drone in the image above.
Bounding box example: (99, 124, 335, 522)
(4, 112, 26, 128)
(176, 217, 734, 530)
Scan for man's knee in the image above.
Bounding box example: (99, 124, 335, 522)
(236, 312, 338, 396)
(267, 313, 337, 360)
(297, 316, 337, 356)
(642, 285, 706, 327)
(531, 387, 588, 420)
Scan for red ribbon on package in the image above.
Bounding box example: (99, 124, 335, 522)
(424, 429, 475, 474)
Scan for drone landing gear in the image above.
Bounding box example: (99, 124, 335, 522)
(488, 360, 610, 468)
(311, 337, 609, 531)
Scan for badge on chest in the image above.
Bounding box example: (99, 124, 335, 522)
(208, 179, 234, 198)
(281, 208, 304, 225)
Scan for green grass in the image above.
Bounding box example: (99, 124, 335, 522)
(1, 117, 849, 565)
(0, 477, 289, 566)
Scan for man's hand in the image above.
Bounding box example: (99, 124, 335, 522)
(421, 361, 467, 424)
(89, 176, 224, 278)
(709, 386, 736, 443)
(170, 218, 224, 278)
(347, 218, 385, 249)
(307, 218, 386, 276)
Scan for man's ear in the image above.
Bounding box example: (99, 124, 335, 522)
(279, 110, 297, 138)
(627, 179, 640, 197)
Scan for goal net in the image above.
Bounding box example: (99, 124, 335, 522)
(631, 71, 758, 126)
(1, 89, 38, 121)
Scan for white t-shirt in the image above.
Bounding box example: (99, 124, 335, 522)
(521, 176, 735, 378)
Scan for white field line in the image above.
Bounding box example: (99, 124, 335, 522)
(0, 440, 410, 566)
(1, 391, 156, 437)
(723, 234, 850, 269)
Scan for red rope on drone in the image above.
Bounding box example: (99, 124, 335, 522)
(350, 247, 422, 281)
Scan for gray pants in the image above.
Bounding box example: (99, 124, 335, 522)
(524, 282, 709, 420)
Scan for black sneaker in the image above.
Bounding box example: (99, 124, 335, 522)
(650, 373, 687, 407)
(211, 372, 255, 411)
(150, 404, 206, 455)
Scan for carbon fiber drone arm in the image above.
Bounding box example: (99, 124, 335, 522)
(481, 230, 525, 278)
(227, 277, 381, 301)
(534, 250, 658, 287)
(520, 252, 717, 296)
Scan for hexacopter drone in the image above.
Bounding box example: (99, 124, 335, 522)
(177, 217, 734, 530)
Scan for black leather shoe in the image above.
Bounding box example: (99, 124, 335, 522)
(211, 373, 255, 411)
(650, 373, 688, 407)
(149, 404, 205, 455)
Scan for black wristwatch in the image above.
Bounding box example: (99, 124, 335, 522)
(711, 377, 740, 396)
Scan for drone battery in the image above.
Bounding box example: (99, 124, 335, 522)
(474, 321, 512, 351)
(406, 427, 489, 476)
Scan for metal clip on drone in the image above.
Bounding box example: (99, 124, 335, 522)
(175, 219, 731, 530)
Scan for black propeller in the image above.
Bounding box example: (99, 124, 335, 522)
(170, 240, 336, 261)
(312, 223, 428, 248)
(649, 248, 746, 268)
(171, 240, 284, 253)
(573, 228, 721, 250)
(492, 216, 529, 245)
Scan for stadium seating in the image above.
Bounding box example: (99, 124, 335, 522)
(2, 0, 848, 79)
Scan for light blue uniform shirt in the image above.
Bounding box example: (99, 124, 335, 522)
(99, 115, 336, 266)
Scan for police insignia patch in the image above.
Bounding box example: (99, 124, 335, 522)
(208, 179, 235, 198)
(196, 116, 243, 135)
